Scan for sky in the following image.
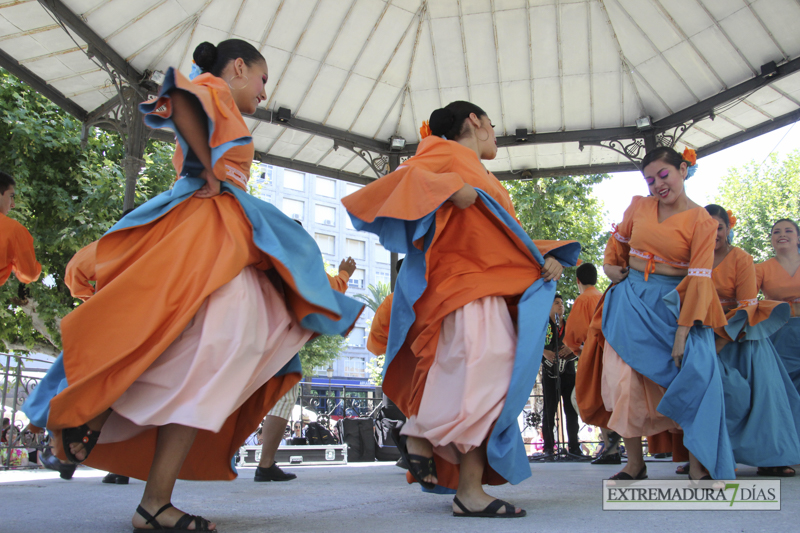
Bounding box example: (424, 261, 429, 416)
(593, 122, 800, 226)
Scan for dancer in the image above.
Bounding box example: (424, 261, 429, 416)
(343, 101, 579, 517)
(23, 39, 362, 532)
(366, 258, 402, 358)
(757, 219, 800, 392)
(576, 147, 734, 481)
(562, 263, 620, 465)
(254, 256, 356, 482)
(1, 171, 41, 287)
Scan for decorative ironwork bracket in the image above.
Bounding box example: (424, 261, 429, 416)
(578, 120, 696, 168)
(334, 142, 390, 178)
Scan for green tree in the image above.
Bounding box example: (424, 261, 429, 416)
(298, 334, 349, 378)
(354, 282, 391, 313)
(714, 151, 800, 262)
(0, 69, 175, 355)
(504, 174, 610, 305)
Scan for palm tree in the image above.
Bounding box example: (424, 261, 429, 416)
(354, 281, 391, 313)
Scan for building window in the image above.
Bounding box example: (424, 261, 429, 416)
(343, 355, 366, 378)
(346, 329, 366, 348)
(375, 270, 390, 286)
(345, 183, 362, 197)
(315, 233, 335, 255)
(316, 177, 336, 198)
(348, 268, 365, 289)
(283, 170, 305, 191)
(346, 239, 365, 260)
(257, 164, 274, 185)
(374, 243, 390, 264)
(315, 204, 336, 226)
(282, 198, 304, 221)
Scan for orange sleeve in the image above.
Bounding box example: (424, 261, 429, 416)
(327, 270, 350, 294)
(733, 251, 758, 306)
(755, 262, 766, 293)
(674, 214, 727, 327)
(367, 293, 392, 356)
(10, 222, 41, 284)
(603, 196, 641, 268)
(65, 241, 98, 301)
(563, 296, 593, 355)
(341, 138, 464, 224)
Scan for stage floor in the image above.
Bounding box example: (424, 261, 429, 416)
(1, 460, 796, 532)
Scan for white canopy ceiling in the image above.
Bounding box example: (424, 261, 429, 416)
(2, 0, 800, 182)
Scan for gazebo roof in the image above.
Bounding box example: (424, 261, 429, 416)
(2, 0, 800, 183)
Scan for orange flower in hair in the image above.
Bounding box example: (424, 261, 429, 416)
(419, 121, 432, 139)
(682, 147, 697, 166)
(727, 210, 737, 228)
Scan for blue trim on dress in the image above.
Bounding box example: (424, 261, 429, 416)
(771, 317, 800, 394)
(602, 269, 736, 479)
(348, 189, 580, 489)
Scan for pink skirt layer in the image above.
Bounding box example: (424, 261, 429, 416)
(400, 296, 516, 464)
(601, 340, 680, 438)
(99, 266, 313, 444)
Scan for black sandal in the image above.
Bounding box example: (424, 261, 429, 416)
(392, 427, 437, 490)
(675, 462, 690, 475)
(757, 466, 796, 477)
(609, 465, 647, 480)
(453, 496, 526, 518)
(134, 503, 216, 532)
(62, 424, 101, 464)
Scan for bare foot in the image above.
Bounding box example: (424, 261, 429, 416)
(405, 435, 437, 485)
(67, 409, 112, 462)
(132, 501, 216, 531)
(453, 488, 524, 516)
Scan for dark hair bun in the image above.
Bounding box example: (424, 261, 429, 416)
(429, 108, 456, 137)
(193, 42, 217, 73)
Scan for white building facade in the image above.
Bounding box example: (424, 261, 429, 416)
(249, 164, 391, 389)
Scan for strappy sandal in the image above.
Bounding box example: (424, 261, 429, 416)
(62, 424, 101, 464)
(134, 503, 216, 532)
(391, 427, 437, 490)
(675, 462, 690, 475)
(757, 466, 796, 477)
(608, 465, 647, 480)
(452, 496, 526, 518)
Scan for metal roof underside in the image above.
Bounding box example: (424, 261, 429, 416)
(2, 0, 800, 183)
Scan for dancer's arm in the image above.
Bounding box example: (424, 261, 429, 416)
(170, 90, 220, 198)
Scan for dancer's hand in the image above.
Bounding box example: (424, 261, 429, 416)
(194, 168, 221, 198)
(542, 255, 563, 281)
(558, 345, 573, 359)
(604, 264, 629, 284)
(339, 257, 357, 276)
(449, 184, 477, 209)
(672, 326, 690, 368)
(543, 350, 556, 362)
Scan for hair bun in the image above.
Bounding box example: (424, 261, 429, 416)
(193, 42, 217, 73)
(429, 108, 456, 137)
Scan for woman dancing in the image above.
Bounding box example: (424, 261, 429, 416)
(576, 147, 735, 481)
(24, 39, 362, 531)
(343, 102, 579, 517)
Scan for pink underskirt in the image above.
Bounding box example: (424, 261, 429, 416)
(601, 340, 680, 438)
(99, 266, 313, 444)
(400, 296, 516, 464)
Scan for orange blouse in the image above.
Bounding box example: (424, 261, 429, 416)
(64, 241, 97, 301)
(713, 247, 758, 311)
(604, 195, 726, 327)
(0, 213, 41, 286)
(367, 292, 393, 356)
(756, 258, 800, 316)
(563, 285, 601, 355)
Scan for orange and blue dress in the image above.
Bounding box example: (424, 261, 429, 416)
(23, 67, 363, 481)
(0, 213, 41, 286)
(576, 195, 735, 479)
(756, 257, 800, 394)
(367, 292, 392, 356)
(343, 136, 579, 492)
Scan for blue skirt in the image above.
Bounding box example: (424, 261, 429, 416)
(771, 317, 800, 395)
(602, 269, 736, 479)
(718, 309, 800, 466)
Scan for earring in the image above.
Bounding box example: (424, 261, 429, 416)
(476, 125, 490, 142)
(227, 74, 249, 91)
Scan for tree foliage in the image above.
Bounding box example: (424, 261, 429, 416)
(298, 334, 348, 378)
(354, 282, 390, 313)
(504, 174, 610, 305)
(0, 69, 175, 354)
(714, 151, 800, 262)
